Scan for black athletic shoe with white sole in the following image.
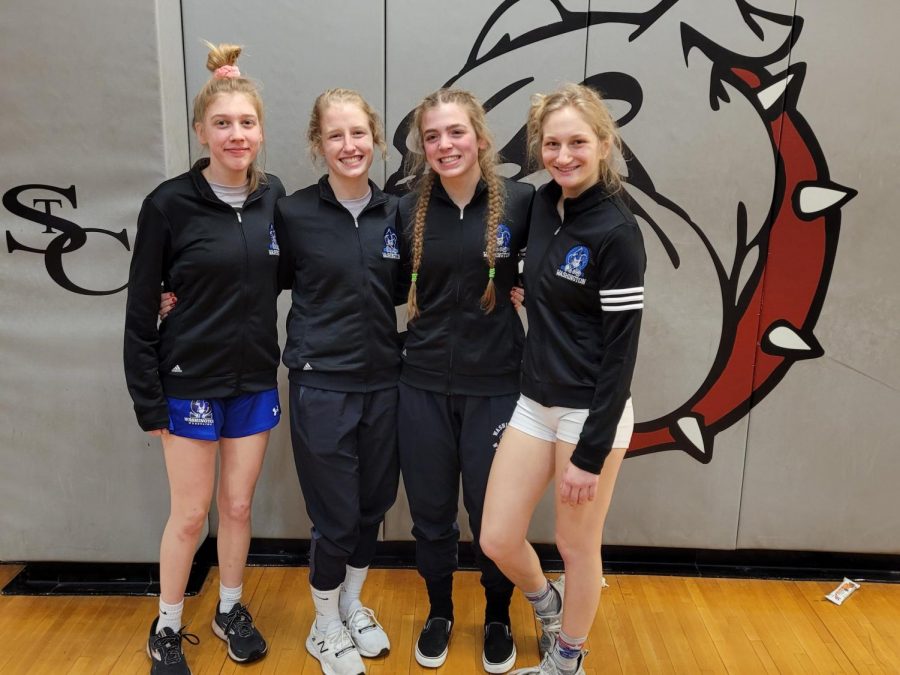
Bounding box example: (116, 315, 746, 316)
(415, 617, 453, 668)
(212, 603, 268, 663)
(483, 621, 516, 673)
(147, 618, 199, 675)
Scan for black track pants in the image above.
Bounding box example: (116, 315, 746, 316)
(398, 382, 516, 622)
(290, 384, 399, 590)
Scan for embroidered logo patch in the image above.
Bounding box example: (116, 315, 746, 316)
(186, 399, 213, 426)
(494, 223, 512, 258)
(267, 223, 280, 256)
(556, 245, 589, 285)
(382, 226, 400, 259)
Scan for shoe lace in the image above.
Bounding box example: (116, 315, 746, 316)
(348, 606, 381, 632)
(222, 604, 255, 638)
(537, 610, 562, 633)
(151, 627, 199, 666)
(327, 626, 357, 657)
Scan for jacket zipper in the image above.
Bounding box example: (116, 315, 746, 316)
(447, 205, 466, 393)
(235, 207, 250, 387)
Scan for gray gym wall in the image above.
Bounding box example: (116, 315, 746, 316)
(1, 0, 897, 562)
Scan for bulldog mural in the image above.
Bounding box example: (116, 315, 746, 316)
(386, 0, 856, 463)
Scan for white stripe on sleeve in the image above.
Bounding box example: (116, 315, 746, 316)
(600, 286, 643, 311)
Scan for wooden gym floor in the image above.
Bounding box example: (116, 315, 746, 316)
(0, 564, 898, 673)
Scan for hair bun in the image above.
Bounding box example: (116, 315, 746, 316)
(203, 41, 243, 73)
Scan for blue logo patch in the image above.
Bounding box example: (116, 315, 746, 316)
(187, 399, 214, 426)
(382, 226, 400, 260)
(267, 223, 280, 256)
(484, 223, 512, 259)
(556, 245, 590, 285)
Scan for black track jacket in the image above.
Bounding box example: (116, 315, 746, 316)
(521, 180, 646, 474)
(399, 177, 534, 396)
(124, 160, 286, 431)
(275, 177, 404, 392)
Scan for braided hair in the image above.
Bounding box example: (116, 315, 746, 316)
(404, 88, 506, 320)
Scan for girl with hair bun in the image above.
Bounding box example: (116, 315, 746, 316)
(274, 88, 404, 675)
(399, 88, 533, 674)
(481, 83, 646, 675)
(125, 42, 282, 674)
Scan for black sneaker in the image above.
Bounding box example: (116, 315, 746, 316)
(211, 603, 268, 663)
(483, 622, 516, 673)
(415, 617, 453, 668)
(146, 618, 199, 675)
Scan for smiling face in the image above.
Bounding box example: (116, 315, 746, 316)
(540, 105, 611, 199)
(194, 92, 263, 186)
(319, 101, 375, 183)
(421, 102, 485, 186)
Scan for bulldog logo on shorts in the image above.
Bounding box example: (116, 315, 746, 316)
(382, 226, 400, 260)
(556, 245, 589, 285)
(187, 399, 213, 426)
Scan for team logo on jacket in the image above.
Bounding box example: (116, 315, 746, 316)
(489, 224, 512, 259)
(267, 223, 280, 256)
(556, 246, 590, 285)
(382, 226, 400, 259)
(187, 399, 214, 426)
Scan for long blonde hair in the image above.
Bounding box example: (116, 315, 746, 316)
(192, 42, 267, 193)
(527, 83, 623, 194)
(405, 88, 506, 320)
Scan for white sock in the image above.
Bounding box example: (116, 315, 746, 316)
(339, 565, 368, 619)
(219, 582, 242, 614)
(311, 584, 343, 635)
(525, 579, 560, 616)
(158, 598, 184, 633)
(552, 630, 586, 673)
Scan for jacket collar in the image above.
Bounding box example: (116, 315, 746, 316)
(538, 179, 612, 218)
(431, 176, 488, 208)
(189, 158, 269, 206)
(317, 175, 388, 212)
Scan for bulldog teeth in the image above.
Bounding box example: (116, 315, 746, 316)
(757, 72, 794, 110)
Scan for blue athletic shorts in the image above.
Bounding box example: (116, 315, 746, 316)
(166, 389, 281, 441)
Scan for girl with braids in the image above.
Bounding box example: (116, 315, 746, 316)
(481, 84, 646, 675)
(398, 88, 533, 673)
(275, 88, 403, 675)
(125, 43, 283, 674)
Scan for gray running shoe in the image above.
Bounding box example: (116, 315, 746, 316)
(536, 574, 565, 657)
(511, 651, 585, 675)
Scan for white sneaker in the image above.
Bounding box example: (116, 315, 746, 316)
(345, 606, 390, 658)
(305, 622, 366, 675)
(536, 574, 565, 657)
(511, 651, 586, 675)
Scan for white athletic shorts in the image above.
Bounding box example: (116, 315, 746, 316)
(508, 395, 634, 447)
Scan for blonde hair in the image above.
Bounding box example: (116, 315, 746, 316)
(192, 42, 266, 193)
(527, 83, 623, 194)
(306, 88, 387, 165)
(405, 88, 506, 320)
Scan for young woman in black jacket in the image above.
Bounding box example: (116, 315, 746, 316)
(399, 88, 533, 674)
(481, 84, 646, 675)
(124, 44, 281, 674)
(275, 89, 404, 675)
